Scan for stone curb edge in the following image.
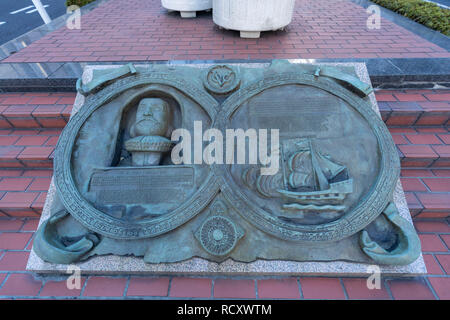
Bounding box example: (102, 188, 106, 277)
(0, 58, 449, 92)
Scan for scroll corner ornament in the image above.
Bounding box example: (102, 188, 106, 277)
(33, 210, 100, 264)
(360, 202, 421, 265)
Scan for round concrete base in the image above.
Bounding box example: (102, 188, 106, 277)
(180, 11, 196, 18)
(240, 31, 261, 39)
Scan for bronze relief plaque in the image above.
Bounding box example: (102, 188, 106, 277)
(33, 61, 421, 267)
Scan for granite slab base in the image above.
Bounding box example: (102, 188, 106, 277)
(27, 62, 427, 277)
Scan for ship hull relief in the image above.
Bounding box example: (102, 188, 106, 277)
(243, 137, 354, 221)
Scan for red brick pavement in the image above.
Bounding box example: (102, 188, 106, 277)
(0, 219, 448, 299)
(0, 89, 448, 299)
(2, 0, 449, 63)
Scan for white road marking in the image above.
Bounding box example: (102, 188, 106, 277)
(10, 5, 35, 14)
(0, 22, 6, 26)
(26, 5, 50, 14)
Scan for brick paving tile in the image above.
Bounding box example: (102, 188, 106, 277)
(299, 278, 346, 299)
(423, 254, 445, 275)
(0, 178, 33, 191)
(126, 277, 170, 297)
(419, 234, 448, 252)
(387, 279, 435, 300)
(0, 274, 42, 297)
(422, 178, 450, 192)
(83, 277, 127, 297)
(0, 232, 32, 250)
(170, 277, 212, 298)
(341, 278, 391, 300)
(258, 279, 301, 299)
(427, 277, 450, 299)
(0, 251, 30, 271)
(435, 255, 450, 274)
(40, 278, 86, 297)
(214, 279, 256, 299)
(27, 178, 52, 191)
(21, 219, 39, 231)
(414, 221, 450, 233)
(0, 192, 39, 208)
(416, 194, 450, 211)
(441, 235, 450, 250)
(0, 219, 24, 231)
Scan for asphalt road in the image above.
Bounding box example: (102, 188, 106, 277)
(430, 0, 450, 7)
(0, 0, 67, 46)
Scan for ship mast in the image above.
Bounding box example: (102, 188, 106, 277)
(309, 139, 329, 191)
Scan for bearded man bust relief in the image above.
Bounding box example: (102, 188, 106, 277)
(124, 98, 174, 166)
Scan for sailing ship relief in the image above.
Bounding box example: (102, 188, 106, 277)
(242, 138, 353, 215)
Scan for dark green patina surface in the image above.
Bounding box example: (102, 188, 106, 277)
(34, 61, 421, 266)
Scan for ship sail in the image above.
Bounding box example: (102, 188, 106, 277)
(310, 143, 329, 191)
(243, 137, 352, 207)
(287, 139, 342, 191)
(316, 151, 346, 181)
(289, 172, 312, 189)
(288, 150, 314, 189)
